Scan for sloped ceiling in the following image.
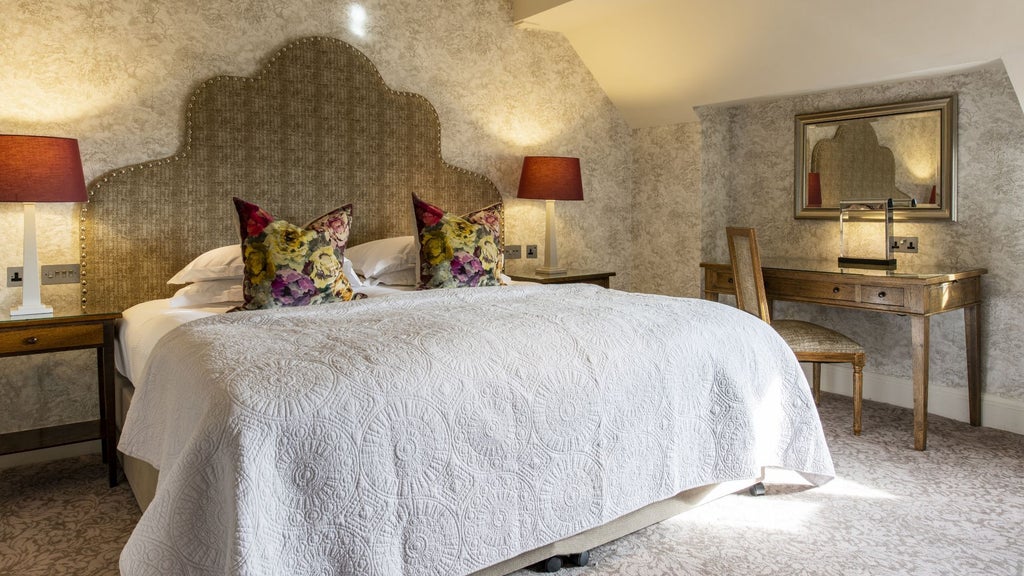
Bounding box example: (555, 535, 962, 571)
(514, 0, 1024, 128)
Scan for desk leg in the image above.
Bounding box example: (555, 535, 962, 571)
(965, 304, 982, 427)
(911, 315, 930, 451)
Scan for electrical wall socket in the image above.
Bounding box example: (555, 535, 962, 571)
(526, 245, 538, 259)
(7, 267, 24, 287)
(890, 236, 919, 253)
(504, 245, 522, 259)
(6, 264, 81, 287)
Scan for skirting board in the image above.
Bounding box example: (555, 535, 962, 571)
(0, 439, 101, 470)
(805, 364, 1024, 436)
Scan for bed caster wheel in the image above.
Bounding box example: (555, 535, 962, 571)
(748, 482, 766, 496)
(533, 556, 563, 572)
(566, 551, 590, 567)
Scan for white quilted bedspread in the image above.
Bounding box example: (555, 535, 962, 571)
(119, 284, 834, 576)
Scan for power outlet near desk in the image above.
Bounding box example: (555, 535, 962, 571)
(890, 236, 919, 253)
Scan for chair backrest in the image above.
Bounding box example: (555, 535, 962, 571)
(726, 227, 771, 323)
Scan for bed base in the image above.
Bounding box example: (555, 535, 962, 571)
(120, 449, 751, 575)
(118, 370, 753, 574)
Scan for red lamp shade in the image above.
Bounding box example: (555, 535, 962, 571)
(517, 156, 583, 201)
(0, 135, 87, 203)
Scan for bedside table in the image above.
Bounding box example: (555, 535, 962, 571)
(0, 311, 122, 486)
(506, 269, 616, 288)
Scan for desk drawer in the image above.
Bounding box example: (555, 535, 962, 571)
(0, 323, 104, 354)
(705, 268, 735, 292)
(860, 285, 905, 307)
(765, 278, 857, 303)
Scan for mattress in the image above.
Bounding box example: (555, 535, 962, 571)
(117, 284, 834, 575)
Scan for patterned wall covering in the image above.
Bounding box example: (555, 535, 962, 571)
(630, 122, 702, 297)
(694, 61, 1024, 403)
(0, 0, 631, 433)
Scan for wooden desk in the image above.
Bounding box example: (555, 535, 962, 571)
(700, 260, 986, 450)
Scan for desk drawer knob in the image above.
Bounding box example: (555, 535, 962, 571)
(832, 287, 840, 294)
(878, 291, 887, 298)
(727, 278, 733, 284)
(23, 336, 39, 345)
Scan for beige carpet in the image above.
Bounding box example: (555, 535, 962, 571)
(1, 393, 1022, 576)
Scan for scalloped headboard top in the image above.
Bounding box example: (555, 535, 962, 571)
(81, 36, 501, 313)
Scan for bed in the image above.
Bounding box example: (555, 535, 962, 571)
(82, 37, 834, 575)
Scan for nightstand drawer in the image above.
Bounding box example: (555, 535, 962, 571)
(506, 269, 615, 288)
(0, 323, 105, 354)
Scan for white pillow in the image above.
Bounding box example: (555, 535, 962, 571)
(169, 278, 243, 307)
(346, 236, 417, 285)
(168, 245, 243, 285)
(362, 269, 416, 287)
(342, 257, 362, 288)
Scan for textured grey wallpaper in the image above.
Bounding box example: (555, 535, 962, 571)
(0, 0, 631, 433)
(630, 122, 702, 297)
(693, 62, 1024, 404)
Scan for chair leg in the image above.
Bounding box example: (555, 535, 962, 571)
(852, 362, 864, 436)
(812, 363, 821, 405)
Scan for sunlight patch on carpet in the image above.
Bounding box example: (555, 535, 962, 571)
(665, 494, 820, 533)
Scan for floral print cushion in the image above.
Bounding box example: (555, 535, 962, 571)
(233, 197, 363, 309)
(413, 194, 504, 289)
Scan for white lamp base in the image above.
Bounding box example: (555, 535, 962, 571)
(11, 203, 54, 318)
(11, 303, 54, 318)
(536, 199, 568, 276)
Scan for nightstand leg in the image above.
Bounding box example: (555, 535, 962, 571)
(99, 322, 119, 486)
(97, 346, 108, 465)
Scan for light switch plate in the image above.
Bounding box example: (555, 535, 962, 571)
(41, 264, 82, 285)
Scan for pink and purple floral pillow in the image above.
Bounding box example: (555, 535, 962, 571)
(233, 197, 363, 310)
(413, 194, 503, 289)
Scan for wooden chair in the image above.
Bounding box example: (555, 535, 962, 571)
(726, 227, 866, 435)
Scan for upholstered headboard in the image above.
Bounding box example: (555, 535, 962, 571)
(810, 122, 910, 206)
(80, 36, 501, 313)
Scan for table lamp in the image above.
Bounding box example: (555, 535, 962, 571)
(516, 156, 583, 275)
(0, 135, 88, 317)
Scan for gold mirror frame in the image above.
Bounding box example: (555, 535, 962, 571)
(794, 96, 957, 221)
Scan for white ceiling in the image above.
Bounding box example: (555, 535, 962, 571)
(514, 0, 1024, 128)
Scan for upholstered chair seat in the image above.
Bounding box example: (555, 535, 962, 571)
(772, 320, 866, 355)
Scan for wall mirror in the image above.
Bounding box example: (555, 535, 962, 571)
(794, 96, 957, 221)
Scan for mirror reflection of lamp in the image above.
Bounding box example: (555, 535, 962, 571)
(807, 172, 822, 207)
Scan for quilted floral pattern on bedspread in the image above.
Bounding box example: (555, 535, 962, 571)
(118, 284, 833, 576)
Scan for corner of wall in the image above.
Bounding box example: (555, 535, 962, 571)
(1000, 53, 1024, 115)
